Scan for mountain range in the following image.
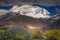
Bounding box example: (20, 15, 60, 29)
(0, 5, 60, 32)
(0, 4, 60, 16)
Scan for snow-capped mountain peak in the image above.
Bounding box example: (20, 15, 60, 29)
(10, 5, 50, 18)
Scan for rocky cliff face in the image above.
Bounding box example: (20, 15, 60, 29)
(0, 12, 49, 32)
(48, 14, 60, 30)
(0, 11, 60, 32)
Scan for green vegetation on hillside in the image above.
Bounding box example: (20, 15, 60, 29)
(0, 26, 60, 40)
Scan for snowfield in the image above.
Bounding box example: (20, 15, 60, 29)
(10, 5, 50, 18)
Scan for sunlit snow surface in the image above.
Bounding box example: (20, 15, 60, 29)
(10, 5, 50, 18)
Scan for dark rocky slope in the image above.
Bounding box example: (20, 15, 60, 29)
(0, 12, 60, 32)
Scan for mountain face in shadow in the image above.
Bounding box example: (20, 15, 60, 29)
(0, 12, 49, 32)
(47, 14, 60, 30)
(0, 11, 60, 32)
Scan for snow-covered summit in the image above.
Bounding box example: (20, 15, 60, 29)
(10, 5, 50, 18)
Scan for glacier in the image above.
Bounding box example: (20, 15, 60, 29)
(10, 5, 50, 18)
